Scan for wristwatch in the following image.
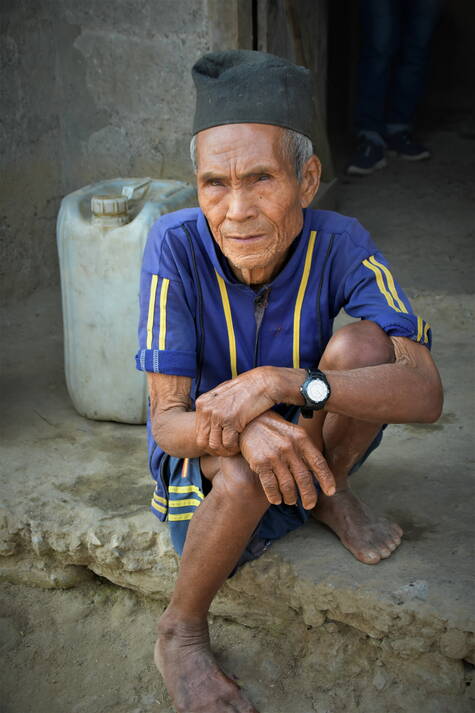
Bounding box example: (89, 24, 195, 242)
(300, 369, 331, 418)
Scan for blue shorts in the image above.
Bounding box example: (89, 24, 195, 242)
(151, 411, 384, 571)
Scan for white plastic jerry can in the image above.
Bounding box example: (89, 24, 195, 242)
(57, 178, 196, 424)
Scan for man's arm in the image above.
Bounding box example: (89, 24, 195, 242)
(192, 335, 442, 452)
(147, 373, 233, 458)
(147, 371, 336, 503)
(269, 336, 443, 424)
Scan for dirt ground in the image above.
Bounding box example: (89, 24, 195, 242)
(1, 125, 474, 713)
(0, 578, 365, 713)
(2, 576, 472, 713)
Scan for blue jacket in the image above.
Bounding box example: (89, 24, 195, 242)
(136, 207, 430, 516)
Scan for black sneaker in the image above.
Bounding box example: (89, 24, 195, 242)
(386, 130, 431, 160)
(347, 137, 387, 175)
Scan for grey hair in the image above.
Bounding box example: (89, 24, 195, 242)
(190, 127, 314, 181)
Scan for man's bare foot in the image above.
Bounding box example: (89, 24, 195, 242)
(312, 488, 403, 564)
(155, 609, 259, 713)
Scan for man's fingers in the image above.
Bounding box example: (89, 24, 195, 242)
(286, 453, 318, 510)
(208, 416, 224, 452)
(258, 470, 282, 505)
(221, 424, 240, 453)
(272, 462, 298, 506)
(194, 402, 211, 450)
(303, 444, 336, 496)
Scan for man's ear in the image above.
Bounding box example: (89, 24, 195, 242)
(299, 155, 321, 208)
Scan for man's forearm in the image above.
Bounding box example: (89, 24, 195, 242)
(322, 363, 441, 423)
(265, 340, 443, 424)
(151, 408, 208, 458)
(147, 373, 210, 458)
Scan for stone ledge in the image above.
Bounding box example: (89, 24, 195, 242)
(1, 288, 474, 712)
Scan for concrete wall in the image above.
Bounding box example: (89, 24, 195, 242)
(0, 0, 252, 303)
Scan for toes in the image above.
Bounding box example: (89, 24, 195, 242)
(359, 549, 381, 564)
(391, 523, 404, 539)
(379, 545, 392, 559)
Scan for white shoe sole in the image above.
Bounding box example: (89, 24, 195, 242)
(346, 157, 387, 175)
(387, 149, 431, 160)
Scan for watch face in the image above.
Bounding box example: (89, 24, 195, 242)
(307, 378, 329, 404)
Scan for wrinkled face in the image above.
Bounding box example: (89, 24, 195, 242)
(195, 123, 320, 284)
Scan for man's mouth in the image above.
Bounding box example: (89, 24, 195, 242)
(226, 234, 266, 243)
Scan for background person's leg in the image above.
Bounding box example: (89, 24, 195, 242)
(386, 0, 443, 158)
(355, 0, 400, 138)
(348, 0, 400, 174)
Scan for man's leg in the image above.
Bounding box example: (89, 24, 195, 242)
(301, 320, 403, 564)
(156, 455, 269, 713)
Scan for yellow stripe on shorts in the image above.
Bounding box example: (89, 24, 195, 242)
(169, 498, 203, 508)
(168, 512, 194, 522)
(168, 484, 204, 499)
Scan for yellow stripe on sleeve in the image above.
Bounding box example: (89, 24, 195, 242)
(423, 321, 431, 344)
(168, 484, 205, 499)
(146, 274, 159, 349)
(293, 231, 317, 368)
(416, 316, 423, 342)
(369, 256, 408, 313)
(362, 259, 401, 312)
(153, 494, 167, 505)
(215, 271, 238, 378)
(168, 512, 195, 522)
(158, 278, 170, 350)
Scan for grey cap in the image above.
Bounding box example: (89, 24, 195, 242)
(192, 50, 316, 145)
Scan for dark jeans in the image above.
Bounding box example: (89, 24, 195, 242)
(355, 0, 442, 139)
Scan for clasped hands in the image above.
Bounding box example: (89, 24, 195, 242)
(194, 367, 335, 509)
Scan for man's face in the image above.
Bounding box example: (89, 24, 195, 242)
(195, 123, 320, 284)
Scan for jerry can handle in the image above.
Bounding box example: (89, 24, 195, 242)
(121, 179, 152, 201)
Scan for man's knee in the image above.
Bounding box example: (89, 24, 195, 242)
(320, 320, 395, 371)
(211, 456, 265, 502)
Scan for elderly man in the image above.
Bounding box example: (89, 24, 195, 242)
(136, 51, 442, 713)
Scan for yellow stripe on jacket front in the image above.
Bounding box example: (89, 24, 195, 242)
(215, 271, 238, 378)
(293, 231, 317, 368)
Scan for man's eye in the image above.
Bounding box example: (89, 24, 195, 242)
(257, 174, 270, 182)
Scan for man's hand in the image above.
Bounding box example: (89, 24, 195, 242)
(195, 367, 276, 455)
(239, 411, 336, 510)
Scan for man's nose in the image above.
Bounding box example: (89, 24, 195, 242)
(225, 188, 257, 222)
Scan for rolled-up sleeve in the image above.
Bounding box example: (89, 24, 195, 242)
(135, 224, 197, 376)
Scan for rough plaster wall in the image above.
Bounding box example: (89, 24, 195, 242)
(0, 0, 211, 303)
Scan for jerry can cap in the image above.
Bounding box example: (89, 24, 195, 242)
(91, 194, 128, 217)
